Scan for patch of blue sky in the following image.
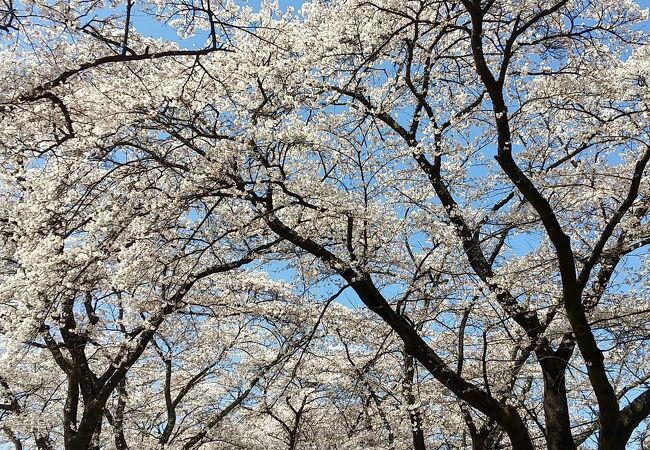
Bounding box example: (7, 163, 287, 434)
(131, 0, 305, 49)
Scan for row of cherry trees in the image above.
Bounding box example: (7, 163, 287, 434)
(1, 0, 649, 448)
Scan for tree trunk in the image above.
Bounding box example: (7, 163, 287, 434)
(599, 428, 628, 450)
(540, 360, 575, 450)
(403, 353, 426, 450)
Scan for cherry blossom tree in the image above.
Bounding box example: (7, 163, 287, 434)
(1, 0, 650, 449)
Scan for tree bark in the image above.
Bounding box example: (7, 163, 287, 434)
(539, 356, 575, 450)
(404, 353, 427, 450)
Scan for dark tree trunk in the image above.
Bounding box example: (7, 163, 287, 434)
(542, 365, 575, 450)
(599, 425, 629, 450)
(538, 344, 575, 450)
(403, 353, 426, 450)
